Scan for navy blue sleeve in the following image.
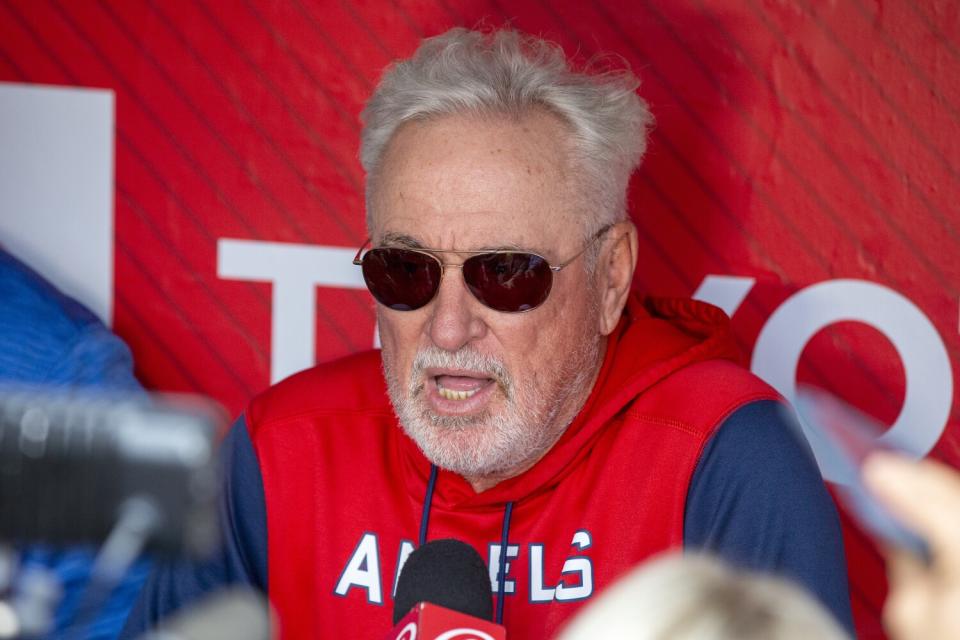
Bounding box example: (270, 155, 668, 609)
(119, 416, 268, 637)
(683, 400, 854, 634)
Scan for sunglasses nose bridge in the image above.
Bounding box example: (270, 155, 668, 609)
(434, 260, 465, 289)
(435, 261, 471, 300)
(425, 260, 490, 352)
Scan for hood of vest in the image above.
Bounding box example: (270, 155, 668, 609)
(395, 292, 742, 511)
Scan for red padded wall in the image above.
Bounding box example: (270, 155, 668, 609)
(3, 2, 959, 636)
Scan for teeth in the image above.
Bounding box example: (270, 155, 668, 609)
(437, 385, 480, 401)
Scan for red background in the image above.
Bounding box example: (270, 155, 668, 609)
(3, 1, 959, 636)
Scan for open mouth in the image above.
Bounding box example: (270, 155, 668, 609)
(435, 374, 493, 400)
(425, 370, 498, 414)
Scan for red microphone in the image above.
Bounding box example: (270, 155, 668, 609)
(386, 602, 505, 640)
(386, 539, 506, 640)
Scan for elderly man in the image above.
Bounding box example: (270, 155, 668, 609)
(124, 28, 851, 638)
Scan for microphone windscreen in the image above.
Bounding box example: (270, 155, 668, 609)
(392, 538, 493, 625)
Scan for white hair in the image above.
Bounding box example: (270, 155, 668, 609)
(360, 27, 653, 236)
(558, 553, 850, 640)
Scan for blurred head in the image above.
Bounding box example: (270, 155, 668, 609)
(359, 28, 652, 488)
(558, 553, 850, 640)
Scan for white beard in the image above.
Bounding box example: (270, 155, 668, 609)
(383, 339, 600, 480)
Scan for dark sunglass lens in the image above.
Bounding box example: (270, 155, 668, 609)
(361, 248, 440, 311)
(463, 253, 552, 312)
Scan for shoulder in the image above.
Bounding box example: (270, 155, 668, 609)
(684, 400, 853, 632)
(631, 360, 782, 441)
(684, 398, 841, 550)
(247, 350, 392, 427)
(692, 400, 825, 498)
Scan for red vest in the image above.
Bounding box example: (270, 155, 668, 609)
(247, 296, 779, 639)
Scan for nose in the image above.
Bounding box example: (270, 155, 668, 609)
(426, 264, 487, 351)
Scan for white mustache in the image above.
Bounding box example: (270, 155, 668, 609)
(410, 346, 512, 397)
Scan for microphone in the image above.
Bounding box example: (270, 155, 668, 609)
(393, 538, 493, 624)
(0, 387, 222, 557)
(0, 388, 226, 639)
(388, 539, 505, 640)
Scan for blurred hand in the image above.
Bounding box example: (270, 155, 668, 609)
(863, 452, 960, 640)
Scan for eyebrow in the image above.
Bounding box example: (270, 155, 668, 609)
(378, 232, 538, 254)
(379, 232, 425, 249)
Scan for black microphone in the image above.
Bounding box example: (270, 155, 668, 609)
(392, 538, 493, 625)
(0, 387, 222, 556)
(0, 388, 226, 640)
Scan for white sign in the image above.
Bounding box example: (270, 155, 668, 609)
(697, 277, 954, 481)
(218, 238, 373, 383)
(0, 82, 115, 325)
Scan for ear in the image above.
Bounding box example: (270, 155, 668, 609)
(597, 221, 638, 336)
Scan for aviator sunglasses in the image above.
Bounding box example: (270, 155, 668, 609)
(353, 225, 612, 313)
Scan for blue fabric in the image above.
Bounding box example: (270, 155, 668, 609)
(123, 400, 854, 636)
(495, 501, 514, 625)
(120, 418, 267, 638)
(684, 400, 854, 634)
(0, 252, 139, 390)
(0, 249, 153, 639)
